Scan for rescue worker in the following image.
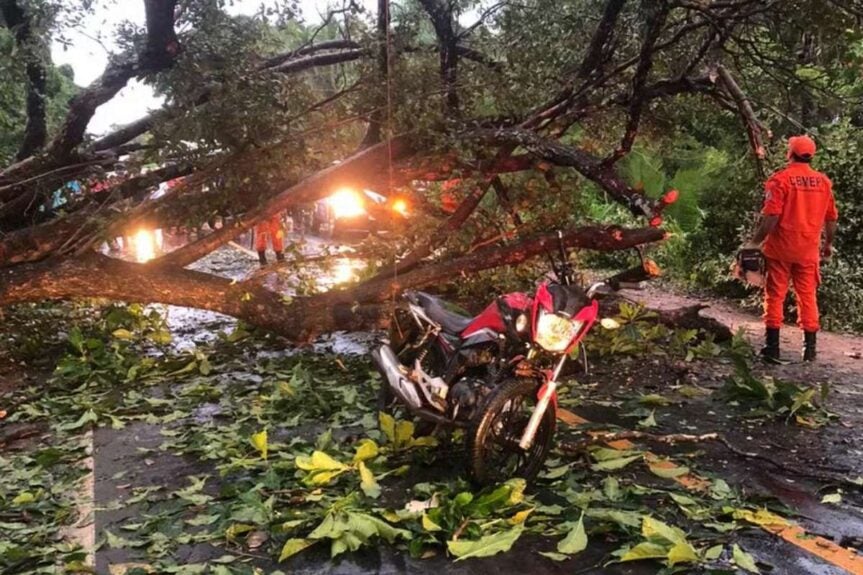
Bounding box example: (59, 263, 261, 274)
(255, 214, 286, 267)
(748, 135, 838, 363)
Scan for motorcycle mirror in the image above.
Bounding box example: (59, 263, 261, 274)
(600, 318, 621, 330)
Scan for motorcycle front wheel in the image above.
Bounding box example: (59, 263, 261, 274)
(467, 378, 556, 486)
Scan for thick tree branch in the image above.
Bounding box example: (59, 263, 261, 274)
(0, 164, 192, 264)
(574, 0, 629, 81)
(604, 0, 670, 165)
(1, 0, 49, 160)
(373, 180, 491, 278)
(714, 64, 766, 178)
(360, 0, 391, 148)
(491, 176, 522, 226)
(306, 225, 667, 310)
(1, 226, 665, 341)
(471, 128, 665, 219)
(0, 0, 179, 184)
(418, 0, 460, 114)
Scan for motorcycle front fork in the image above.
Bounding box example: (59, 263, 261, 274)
(518, 354, 567, 450)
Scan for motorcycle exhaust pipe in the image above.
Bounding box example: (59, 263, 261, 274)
(371, 344, 423, 409)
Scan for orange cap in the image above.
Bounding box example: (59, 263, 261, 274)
(788, 135, 816, 160)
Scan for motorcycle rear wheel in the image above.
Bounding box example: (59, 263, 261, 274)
(467, 378, 556, 486)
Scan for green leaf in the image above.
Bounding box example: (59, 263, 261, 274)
(602, 476, 621, 501)
(104, 529, 139, 549)
(468, 479, 526, 516)
(447, 525, 524, 560)
(732, 544, 760, 573)
(704, 544, 724, 560)
(730, 507, 790, 527)
(557, 513, 588, 555)
(250, 430, 268, 460)
(358, 461, 380, 499)
(279, 538, 315, 561)
(409, 435, 438, 447)
(539, 551, 570, 562)
(295, 451, 348, 473)
(542, 464, 572, 480)
(186, 514, 220, 527)
(620, 541, 670, 562)
(591, 454, 641, 471)
(379, 412, 395, 443)
(395, 420, 414, 447)
(667, 540, 699, 565)
(112, 328, 134, 340)
(591, 447, 641, 461)
(790, 387, 817, 416)
(642, 516, 687, 545)
(198, 355, 212, 375)
(12, 492, 35, 505)
(648, 462, 689, 479)
(509, 508, 533, 525)
(669, 492, 698, 507)
(225, 523, 255, 541)
(637, 410, 657, 429)
(638, 394, 671, 406)
(586, 508, 644, 528)
(58, 408, 98, 431)
(353, 439, 379, 463)
(422, 513, 443, 532)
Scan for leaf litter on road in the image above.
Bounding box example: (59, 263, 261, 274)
(0, 301, 847, 574)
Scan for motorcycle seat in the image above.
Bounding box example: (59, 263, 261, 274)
(414, 292, 473, 334)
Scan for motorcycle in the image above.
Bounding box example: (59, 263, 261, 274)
(371, 232, 659, 485)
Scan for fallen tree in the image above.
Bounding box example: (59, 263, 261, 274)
(1, 0, 856, 338)
(0, 225, 664, 340)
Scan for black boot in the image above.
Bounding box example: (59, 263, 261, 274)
(275, 250, 285, 263)
(760, 327, 781, 364)
(257, 250, 267, 267)
(802, 331, 817, 362)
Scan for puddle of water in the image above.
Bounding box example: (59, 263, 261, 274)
(315, 257, 365, 290)
(149, 305, 237, 353)
(192, 402, 223, 423)
(313, 331, 379, 356)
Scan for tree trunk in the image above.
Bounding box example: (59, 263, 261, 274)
(0, 226, 665, 341)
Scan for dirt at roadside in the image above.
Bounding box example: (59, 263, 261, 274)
(624, 285, 863, 376)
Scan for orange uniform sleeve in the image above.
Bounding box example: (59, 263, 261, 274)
(824, 178, 839, 222)
(762, 174, 785, 216)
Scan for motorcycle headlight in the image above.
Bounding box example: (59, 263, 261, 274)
(534, 309, 583, 352)
(515, 313, 529, 333)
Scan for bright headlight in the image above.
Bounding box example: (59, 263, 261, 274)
(534, 309, 582, 352)
(328, 189, 366, 219)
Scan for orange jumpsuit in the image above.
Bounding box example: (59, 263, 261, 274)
(254, 215, 285, 253)
(761, 162, 838, 332)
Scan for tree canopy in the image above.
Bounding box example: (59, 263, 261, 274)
(2, 0, 863, 335)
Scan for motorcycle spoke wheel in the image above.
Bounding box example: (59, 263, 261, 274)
(467, 379, 556, 486)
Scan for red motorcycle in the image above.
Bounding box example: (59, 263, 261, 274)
(372, 234, 657, 485)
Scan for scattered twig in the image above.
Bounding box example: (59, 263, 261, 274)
(452, 517, 471, 541)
